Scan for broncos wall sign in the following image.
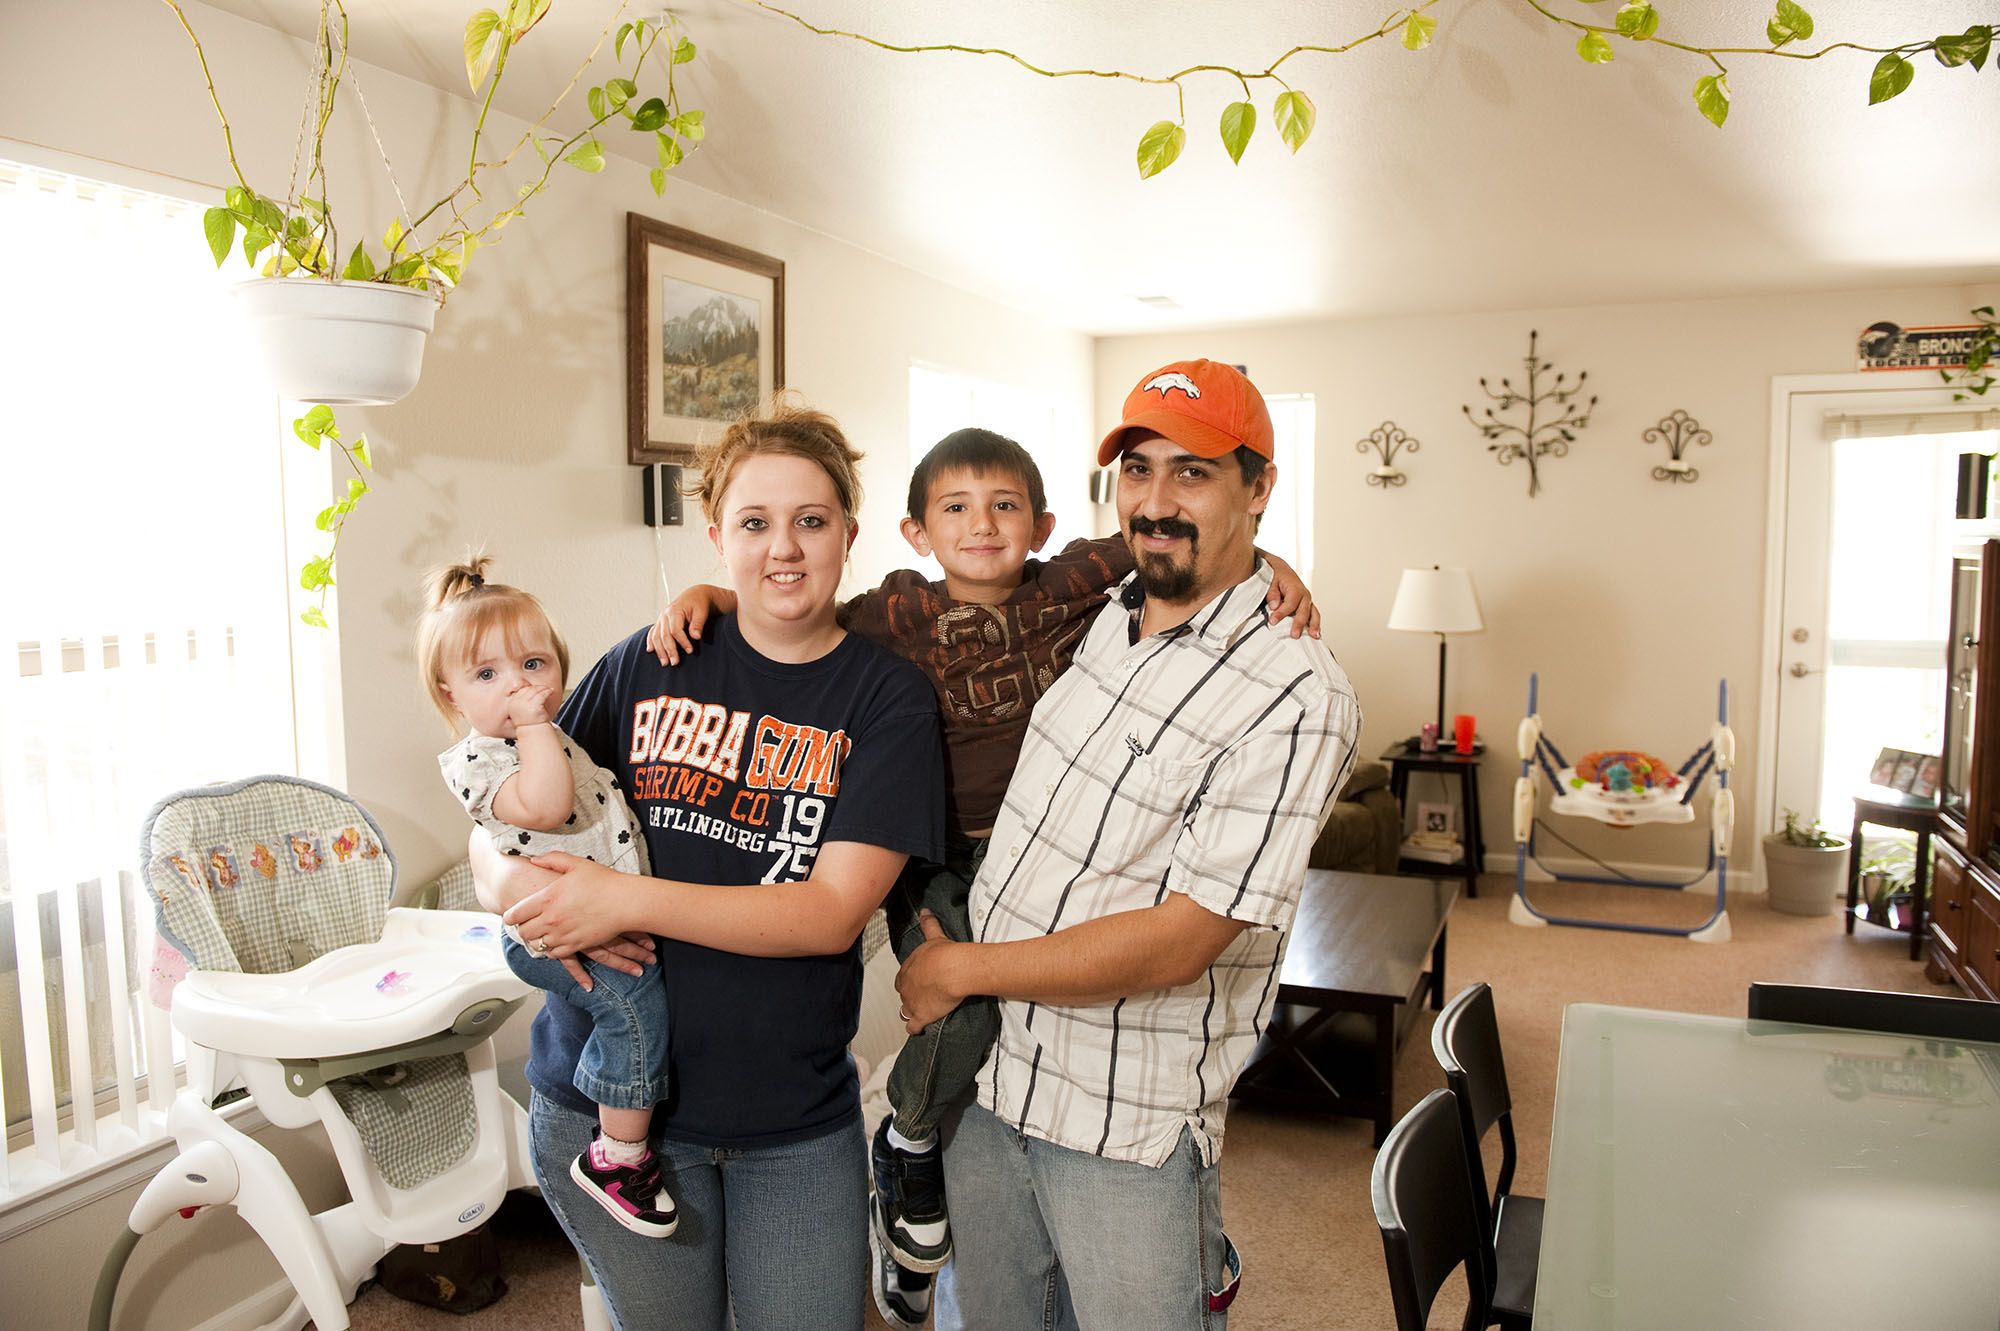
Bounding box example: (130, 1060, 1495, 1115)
(1857, 321, 1984, 372)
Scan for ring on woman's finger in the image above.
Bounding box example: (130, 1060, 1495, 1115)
(531, 937, 547, 955)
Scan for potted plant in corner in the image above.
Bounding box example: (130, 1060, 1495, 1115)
(1762, 809, 1850, 917)
(166, 0, 704, 406)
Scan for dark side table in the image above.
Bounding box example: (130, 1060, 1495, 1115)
(1381, 745, 1485, 898)
(1846, 786, 1935, 962)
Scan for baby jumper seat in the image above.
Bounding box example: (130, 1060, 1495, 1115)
(97, 775, 537, 1331)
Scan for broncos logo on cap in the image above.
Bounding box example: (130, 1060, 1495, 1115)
(1142, 371, 1202, 400)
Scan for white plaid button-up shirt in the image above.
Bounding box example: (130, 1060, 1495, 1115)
(969, 562, 1360, 1166)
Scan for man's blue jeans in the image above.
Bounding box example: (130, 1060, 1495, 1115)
(528, 1092, 867, 1330)
(935, 1100, 1239, 1331)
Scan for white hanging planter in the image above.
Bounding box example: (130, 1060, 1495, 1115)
(233, 278, 441, 406)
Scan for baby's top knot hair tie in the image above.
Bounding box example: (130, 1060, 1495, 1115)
(468, 572, 485, 588)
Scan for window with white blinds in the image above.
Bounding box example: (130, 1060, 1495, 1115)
(0, 152, 311, 1209)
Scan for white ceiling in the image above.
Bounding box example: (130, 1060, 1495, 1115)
(200, 0, 2000, 335)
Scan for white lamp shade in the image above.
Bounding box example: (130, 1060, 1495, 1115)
(1388, 567, 1484, 635)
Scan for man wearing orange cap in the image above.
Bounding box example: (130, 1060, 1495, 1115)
(896, 360, 1361, 1330)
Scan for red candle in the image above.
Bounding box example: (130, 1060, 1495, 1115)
(1454, 714, 1476, 754)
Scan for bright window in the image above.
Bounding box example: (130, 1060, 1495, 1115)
(0, 151, 312, 1205)
(908, 364, 1090, 561)
(1260, 393, 1316, 590)
(1815, 427, 1999, 833)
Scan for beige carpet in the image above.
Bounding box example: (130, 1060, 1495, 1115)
(337, 877, 1943, 1330)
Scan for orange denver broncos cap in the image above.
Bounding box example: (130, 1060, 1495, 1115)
(1097, 359, 1274, 466)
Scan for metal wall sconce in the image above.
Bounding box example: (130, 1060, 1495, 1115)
(1645, 409, 1710, 483)
(1357, 421, 1419, 488)
(1463, 329, 1595, 498)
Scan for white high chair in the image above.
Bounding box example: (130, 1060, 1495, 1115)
(95, 775, 542, 1331)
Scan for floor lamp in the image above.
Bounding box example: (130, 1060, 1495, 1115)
(1388, 566, 1485, 743)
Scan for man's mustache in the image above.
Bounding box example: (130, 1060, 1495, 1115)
(1128, 515, 1198, 542)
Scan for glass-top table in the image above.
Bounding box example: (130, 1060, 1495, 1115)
(1538, 1003, 2000, 1329)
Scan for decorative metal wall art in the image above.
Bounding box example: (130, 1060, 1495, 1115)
(1357, 421, 1419, 487)
(1645, 409, 1710, 483)
(1463, 330, 1596, 497)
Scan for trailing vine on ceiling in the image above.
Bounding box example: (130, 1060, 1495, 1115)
(748, 1, 1992, 177)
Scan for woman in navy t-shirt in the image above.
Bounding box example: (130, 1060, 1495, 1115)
(476, 402, 945, 1330)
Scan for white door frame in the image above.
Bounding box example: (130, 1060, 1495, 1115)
(1756, 369, 1970, 883)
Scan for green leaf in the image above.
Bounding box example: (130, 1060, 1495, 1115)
(1401, 13, 1436, 50)
(382, 217, 405, 255)
(630, 97, 669, 132)
(588, 85, 607, 120)
(1136, 120, 1186, 178)
(1616, 3, 1659, 40)
(1870, 53, 1914, 104)
(669, 109, 706, 141)
(1694, 72, 1731, 126)
(204, 208, 236, 267)
(299, 196, 327, 221)
(354, 438, 373, 469)
(1577, 31, 1616, 64)
(650, 167, 667, 195)
(657, 133, 685, 170)
(673, 36, 696, 64)
(295, 404, 336, 441)
(300, 606, 328, 629)
(241, 225, 273, 269)
(1768, 0, 1813, 46)
(615, 21, 632, 61)
(382, 256, 426, 284)
(340, 242, 376, 281)
(347, 476, 369, 499)
(503, 0, 549, 39)
(1273, 90, 1316, 153)
(605, 77, 636, 109)
(299, 557, 333, 592)
(1934, 27, 1991, 70)
(1219, 101, 1256, 164)
(250, 196, 286, 234)
(566, 140, 607, 173)
(314, 505, 338, 532)
(225, 184, 253, 214)
(464, 10, 503, 91)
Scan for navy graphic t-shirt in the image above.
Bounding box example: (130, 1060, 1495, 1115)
(525, 615, 945, 1148)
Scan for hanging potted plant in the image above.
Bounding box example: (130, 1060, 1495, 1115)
(1761, 809, 1850, 917)
(163, 0, 705, 620)
(165, 0, 706, 406)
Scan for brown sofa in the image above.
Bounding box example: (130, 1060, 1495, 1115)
(1308, 761, 1402, 875)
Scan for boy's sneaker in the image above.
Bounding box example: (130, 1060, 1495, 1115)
(570, 1133, 678, 1238)
(870, 1116, 951, 1271)
(870, 1193, 935, 1328)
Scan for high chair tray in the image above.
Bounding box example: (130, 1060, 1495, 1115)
(172, 908, 534, 1058)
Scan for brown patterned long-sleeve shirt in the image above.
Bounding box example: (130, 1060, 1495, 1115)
(840, 535, 1134, 837)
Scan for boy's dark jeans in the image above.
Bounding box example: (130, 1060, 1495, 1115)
(884, 835, 998, 1139)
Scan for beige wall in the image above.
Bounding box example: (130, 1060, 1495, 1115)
(0, 2, 1088, 1325)
(1095, 283, 1999, 875)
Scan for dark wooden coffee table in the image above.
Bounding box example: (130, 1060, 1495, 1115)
(1231, 869, 1458, 1145)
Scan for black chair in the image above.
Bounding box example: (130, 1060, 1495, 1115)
(1372, 1088, 1492, 1331)
(1746, 982, 2000, 1043)
(1430, 982, 1539, 1330)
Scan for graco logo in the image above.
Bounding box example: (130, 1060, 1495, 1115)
(458, 1202, 486, 1225)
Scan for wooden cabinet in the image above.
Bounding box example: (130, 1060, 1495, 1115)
(1928, 838, 1970, 984)
(1931, 537, 2000, 999)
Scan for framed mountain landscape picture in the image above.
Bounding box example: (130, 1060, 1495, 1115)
(627, 213, 785, 463)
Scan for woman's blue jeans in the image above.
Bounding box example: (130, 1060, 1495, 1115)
(528, 1092, 867, 1330)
